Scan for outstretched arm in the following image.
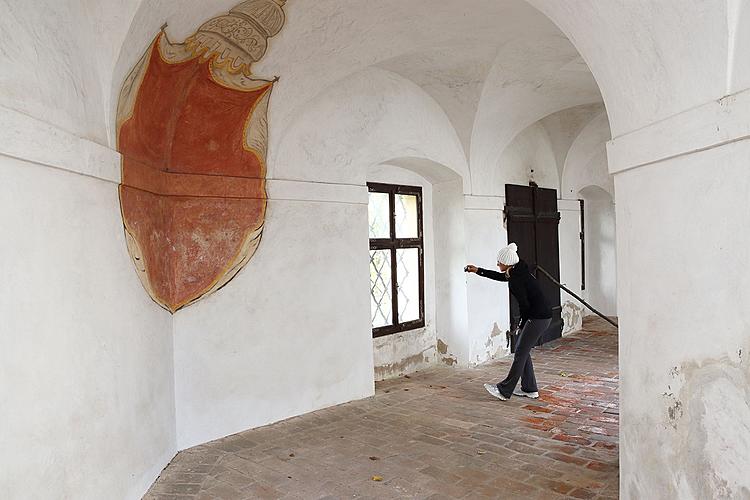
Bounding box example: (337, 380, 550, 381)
(465, 265, 508, 282)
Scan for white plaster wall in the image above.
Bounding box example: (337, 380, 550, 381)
(173, 195, 374, 449)
(580, 187, 617, 318)
(464, 198, 511, 365)
(372, 327, 436, 382)
(555, 110, 616, 323)
(728, 0, 750, 94)
(368, 165, 437, 381)
(1, 5, 177, 498)
(0, 0, 143, 145)
(0, 157, 175, 500)
(616, 139, 750, 499)
(432, 180, 470, 367)
(558, 199, 585, 334)
(0, 1, 102, 139)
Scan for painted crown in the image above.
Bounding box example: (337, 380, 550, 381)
(231, 0, 287, 38)
(187, 0, 286, 74)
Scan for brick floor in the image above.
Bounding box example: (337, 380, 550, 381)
(144, 317, 619, 499)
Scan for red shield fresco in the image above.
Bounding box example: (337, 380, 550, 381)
(117, 34, 271, 312)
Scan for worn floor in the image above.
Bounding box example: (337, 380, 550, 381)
(145, 317, 619, 499)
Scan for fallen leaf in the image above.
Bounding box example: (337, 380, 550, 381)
(372, 476, 383, 482)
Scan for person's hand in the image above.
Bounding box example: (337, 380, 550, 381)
(465, 265, 478, 273)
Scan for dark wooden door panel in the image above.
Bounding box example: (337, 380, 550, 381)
(533, 187, 563, 345)
(505, 184, 563, 349)
(505, 189, 536, 336)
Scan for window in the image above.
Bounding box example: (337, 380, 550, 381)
(368, 183, 425, 337)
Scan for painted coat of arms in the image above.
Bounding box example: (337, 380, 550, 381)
(116, 0, 285, 312)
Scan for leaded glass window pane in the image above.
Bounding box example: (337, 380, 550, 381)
(368, 192, 390, 238)
(370, 250, 392, 328)
(395, 194, 418, 238)
(367, 183, 424, 337)
(396, 248, 420, 322)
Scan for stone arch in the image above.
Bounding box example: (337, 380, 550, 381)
(273, 67, 470, 189)
(526, 1, 730, 136)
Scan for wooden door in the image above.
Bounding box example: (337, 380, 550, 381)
(504, 184, 563, 349)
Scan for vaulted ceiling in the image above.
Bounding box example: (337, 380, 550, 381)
(7, 0, 737, 197)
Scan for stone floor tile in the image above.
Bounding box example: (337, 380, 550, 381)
(145, 317, 618, 499)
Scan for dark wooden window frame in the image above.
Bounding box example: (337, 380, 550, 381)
(368, 182, 425, 338)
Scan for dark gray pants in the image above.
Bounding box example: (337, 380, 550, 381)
(497, 318, 551, 398)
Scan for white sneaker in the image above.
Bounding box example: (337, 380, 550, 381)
(513, 388, 539, 399)
(484, 383, 508, 401)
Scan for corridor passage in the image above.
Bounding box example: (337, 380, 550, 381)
(146, 318, 619, 499)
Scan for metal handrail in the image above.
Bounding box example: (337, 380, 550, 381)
(535, 265, 619, 329)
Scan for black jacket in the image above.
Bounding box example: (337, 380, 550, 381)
(477, 260, 552, 327)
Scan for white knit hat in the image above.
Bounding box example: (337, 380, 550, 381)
(497, 243, 519, 266)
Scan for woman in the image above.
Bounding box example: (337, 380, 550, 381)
(465, 243, 552, 401)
